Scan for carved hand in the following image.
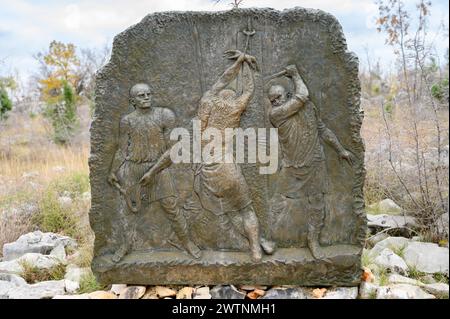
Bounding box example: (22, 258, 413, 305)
(140, 168, 156, 186)
(284, 65, 299, 78)
(244, 54, 258, 70)
(223, 50, 244, 61)
(339, 149, 354, 166)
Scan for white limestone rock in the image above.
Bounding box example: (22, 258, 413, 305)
(403, 242, 449, 275)
(2, 231, 76, 261)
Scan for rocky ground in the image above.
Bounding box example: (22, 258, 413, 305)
(0, 197, 448, 299)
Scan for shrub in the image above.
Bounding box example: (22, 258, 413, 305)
(44, 81, 78, 144)
(33, 186, 78, 238)
(78, 273, 105, 294)
(20, 261, 66, 284)
(0, 87, 12, 120)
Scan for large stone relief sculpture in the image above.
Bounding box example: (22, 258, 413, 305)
(89, 8, 367, 286)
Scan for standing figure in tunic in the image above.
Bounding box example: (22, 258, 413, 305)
(109, 83, 201, 262)
(268, 65, 353, 259)
(195, 50, 275, 261)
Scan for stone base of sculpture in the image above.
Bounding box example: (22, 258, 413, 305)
(92, 245, 362, 286)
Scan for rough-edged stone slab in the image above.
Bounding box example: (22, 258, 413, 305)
(261, 287, 308, 299)
(373, 248, 408, 275)
(388, 274, 423, 286)
(376, 284, 435, 299)
(211, 285, 246, 299)
(422, 283, 449, 298)
(368, 199, 402, 215)
(367, 214, 416, 230)
(368, 237, 410, 260)
(359, 282, 379, 299)
(403, 242, 449, 274)
(90, 7, 365, 286)
(322, 287, 358, 299)
(7, 280, 66, 299)
(93, 246, 363, 286)
(2, 231, 76, 261)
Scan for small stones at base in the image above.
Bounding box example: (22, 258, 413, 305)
(119, 286, 146, 299)
(88, 291, 117, 299)
(193, 286, 211, 299)
(155, 286, 177, 298)
(110, 284, 127, 295)
(210, 285, 245, 299)
(176, 287, 194, 299)
(312, 288, 327, 299)
(246, 289, 265, 299)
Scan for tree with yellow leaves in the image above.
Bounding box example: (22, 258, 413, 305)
(37, 41, 80, 144)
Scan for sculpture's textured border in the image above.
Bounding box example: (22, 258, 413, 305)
(90, 7, 366, 286)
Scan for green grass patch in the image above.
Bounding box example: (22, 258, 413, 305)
(377, 267, 389, 286)
(49, 171, 90, 198)
(33, 188, 79, 238)
(20, 260, 66, 284)
(407, 266, 427, 281)
(77, 273, 105, 294)
(32, 171, 90, 239)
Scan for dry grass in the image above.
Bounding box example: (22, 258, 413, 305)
(362, 96, 449, 241)
(0, 107, 91, 257)
(0, 209, 34, 257)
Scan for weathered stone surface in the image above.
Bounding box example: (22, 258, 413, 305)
(0, 281, 12, 299)
(247, 289, 266, 299)
(368, 199, 402, 215)
(403, 242, 449, 274)
(261, 287, 308, 299)
(0, 253, 61, 274)
(211, 285, 245, 299)
(322, 287, 358, 299)
(367, 232, 389, 247)
(193, 287, 211, 299)
(367, 214, 416, 230)
(422, 283, 449, 298)
(376, 284, 436, 299)
(373, 248, 408, 275)
(2, 231, 76, 261)
(88, 291, 117, 299)
(359, 282, 379, 299)
(50, 244, 66, 261)
(118, 286, 146, 299)
(0, 273, 27, 286)
(7, 280, 66, 299)
(90, 7, 365, 285)
(110, 284, 127, 295)
(64, 265, 91, 283)
(155, 286, 177, 298)
(176, 287, 194, 299)
(368, 237, 410, 260)
(388, 274, 422, 286)
(64, 280, 79, 294)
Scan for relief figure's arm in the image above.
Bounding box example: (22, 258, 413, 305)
(210, 53, 245, 95)
(316, 107, 352, 164)
(237, 61, 255, 107)
(292, 72, 309, 100)
(108, 118, 129, 184)
(269, 97, 304, 127)
(140, 109, 177, 185)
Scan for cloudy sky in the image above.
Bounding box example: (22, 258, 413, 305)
(0, 0, 448, 79)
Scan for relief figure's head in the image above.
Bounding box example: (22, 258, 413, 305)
(268, 85, 287, 107)
(130, 83, 152, 109)
(219, 88, 237, 101)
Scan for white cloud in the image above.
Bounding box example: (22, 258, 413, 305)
(0, 0, 448, 79)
